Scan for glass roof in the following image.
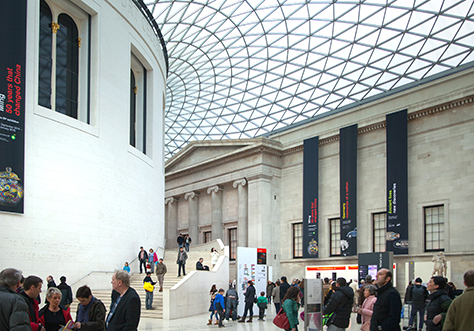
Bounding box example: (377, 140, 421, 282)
(145, 0, 474, 159)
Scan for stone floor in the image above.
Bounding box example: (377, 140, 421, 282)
(137, 306, 383, 331)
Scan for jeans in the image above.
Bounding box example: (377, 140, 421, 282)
(267, 295, 272, 304)
(274, 302, 281, 313)
(327, 325, 345, 331)
(139, 260, 146, 273)
(185, 243, 189, 251)
(258, 308, 265, 320)
(242, 301, 253, 318)
(145, 291, 153, 309)
(409, 305, 425, 329)
(148, 260, 155, 273)
(210, 311, 219, 320)
(178, 261, 186, 276)
(218, 310, 224, 326)
(225, 299, 238, 320)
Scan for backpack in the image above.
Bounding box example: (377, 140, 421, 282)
(411, 285, 427, 306)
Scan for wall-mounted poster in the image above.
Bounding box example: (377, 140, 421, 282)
(257, 248, 267, 264)
(0, 1, 27, 214)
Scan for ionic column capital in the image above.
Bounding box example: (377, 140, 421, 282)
(233, 178, 247, 188)
(207, 185, 223, 194)
(184, 191, 199, 200)
(165, 197, 178, 205)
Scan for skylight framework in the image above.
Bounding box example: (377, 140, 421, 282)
(145, 0, 474, 159)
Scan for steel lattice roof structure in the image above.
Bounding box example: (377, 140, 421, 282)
(145, 0, 474, 159)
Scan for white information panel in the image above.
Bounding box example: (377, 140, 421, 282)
(304, 279, 323, 331)
(237, 247, 265, 316)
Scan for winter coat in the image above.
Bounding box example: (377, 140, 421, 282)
(279, 281, 291, 301)
(0, 286, 30, 331)
(20, 291, 41, 331)
(443, 286, 474, 331)
(57, 282, 73, 307)
(155, 262, 167, 275)
(244, 285, 256, 304)
(75, 298, 107, 331)
(267, 283, 275, 296)
(272, 286, 280, 304)
(370, 281, 402, 331)
(424, 289, 452, 331)
(38, 305, 73, 330)
(360, 295, 377, 326)
(282, 298, 300, 329)
(410, 284, 428, 307)
(323, 285, 354, 328)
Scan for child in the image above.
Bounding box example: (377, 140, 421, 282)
(123, 262, 130, 273)
(213, 289, 226, 328)
(257, 291, 268, 321)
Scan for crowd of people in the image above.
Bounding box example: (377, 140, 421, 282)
(0, 268, 139, 331)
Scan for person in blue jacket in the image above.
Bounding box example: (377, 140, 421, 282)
(213, 289, 226, 328)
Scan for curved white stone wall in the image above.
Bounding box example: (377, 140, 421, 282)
(0, 0, 166, 282)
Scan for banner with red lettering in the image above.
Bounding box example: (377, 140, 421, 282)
(340, 124, 357, 256)
(0, 1, 27, 213)
(302, 136, 319, 258)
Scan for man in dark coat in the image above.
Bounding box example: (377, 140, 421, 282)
(20, 275, 44, 331)
(323, 277, 354, 330)
(57, 276, 73, 308)
(370, 268, 402, 331)
(138, 246, 148, 274)
(0, 268, 30, 331)
(279, 276, 291, 301)
(238, 280, 256, 323)
(106, 270, 141, 331)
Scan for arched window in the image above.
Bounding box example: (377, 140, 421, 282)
(56, 14, 79, 118)
(37, 0, 89, 122)
(38, 0, 53, 109)
(130, 69, 137, 147)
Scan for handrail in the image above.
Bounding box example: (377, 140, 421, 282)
(131, 0, 169, 77)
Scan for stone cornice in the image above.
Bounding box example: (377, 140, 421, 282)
(282, 94, 474, 155)
(247, 174, 273, 181)
(184, 191, 199, 200)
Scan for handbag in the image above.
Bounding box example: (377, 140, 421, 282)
(322, 312, 335, 326)
(273, 308, 290, 329)
(143, 282, 154, 292)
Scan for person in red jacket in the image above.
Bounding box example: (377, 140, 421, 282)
(39, 287, 73, 331)
(20, 275, 45, 331)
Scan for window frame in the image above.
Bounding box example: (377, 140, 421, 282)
(330, 218, 341, 256)
(424, 205, 445, 252)
(204, 231, 212, 243)
(373, 212, 387, 253)
(228, 228, 237, 261)
(130, 53, 148, 154)
(37, 0, 91, 123)
(292, 222, 303, 258)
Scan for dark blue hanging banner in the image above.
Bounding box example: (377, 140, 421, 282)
(0, 0, 27, 213)
(302, 136, 319, 258)
(340, 124, 357, 256)
(386, 109, 409, 254)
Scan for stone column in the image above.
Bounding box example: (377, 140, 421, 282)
(233, 178, 248, 247)
(247, 174, 273, 248)
(165, 197, 178, 250)
(184, 191, 199, 245)
(207, 185, 223, 241)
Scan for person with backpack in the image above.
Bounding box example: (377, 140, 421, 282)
(424, 276, 452, 331)
(323, 277, 354, 331)
(408, 277, 428, 331)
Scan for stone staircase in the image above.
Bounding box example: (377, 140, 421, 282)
(69, 247, 216, 320)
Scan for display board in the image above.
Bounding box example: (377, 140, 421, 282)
(237, 247, 266, 316)
(304, 278, 323, 331)
(0, 0, 27, 213)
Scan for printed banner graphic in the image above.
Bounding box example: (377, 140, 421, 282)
(340, 125, 357, 256)
(302, 136, 319, 258)
(0, 1, 27, 213)
(386, 109, 409, 254)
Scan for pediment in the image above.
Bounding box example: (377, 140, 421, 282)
(165, 140, 254, 173)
